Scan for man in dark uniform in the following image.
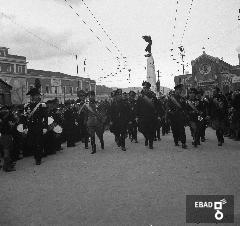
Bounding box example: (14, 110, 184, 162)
(167, 84, 187, 149)
(136, 81, 157, 149)
(85, 91, 105, 154)
(63, 100, 76, 147)
(128, 91, 138, 143)
(154, 94, 165, 141)
(209, 87, 228, 146)
(76, 90, 88, 148)
(109, 89, 130, 151)
(25, 88, 48, 165)
(196, 89, 209, 142)
(44, 99, 62, 155)
(0, 106, 16, 172)
(185, 88, 202, 147)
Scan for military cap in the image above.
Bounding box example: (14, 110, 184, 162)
(129, 90, 136, 96)
(77, 90, 87, 97)
(142, 81, 151, 88)
(197, 88, 204, 95)
(26, 87, 41, 96)
(115, 89, 122, 95)
(64, 100, 71, 105)
(213, 86, 220, 92)
(174, 84, 184, 90)
(87, 90, 95, 96)
(189, 87, 197, 94)
(111, 90, 116, 97)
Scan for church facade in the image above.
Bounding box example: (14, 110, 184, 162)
(174, 51, 240, 95)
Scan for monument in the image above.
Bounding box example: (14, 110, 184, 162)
(142, 35, 156, 92)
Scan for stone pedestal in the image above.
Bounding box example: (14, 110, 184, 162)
(146, 54, 156, 92)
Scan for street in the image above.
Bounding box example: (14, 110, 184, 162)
(0, 128, 240, 226)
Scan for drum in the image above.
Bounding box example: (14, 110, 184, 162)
(17, 124, 28, 134)
(53, 125, 63, 134)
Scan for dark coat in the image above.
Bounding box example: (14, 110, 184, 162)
(110, 99, 130, 133)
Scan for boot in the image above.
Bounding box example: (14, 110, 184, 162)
(145, 139, 148, 146)
(218, 141, 222, 146)
(149, 140, 153, 149)
(100, 141, 104, 150)
(3, 158, 16, 172)
(182, 143, 187, 149)
(121, 146, 126, 151)
(91, 144, 96, 154)
(35, 159, 42, 165)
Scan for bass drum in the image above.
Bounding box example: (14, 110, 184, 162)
(53, 125, 63, 134)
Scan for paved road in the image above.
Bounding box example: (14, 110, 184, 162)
(0, 128, 239, 226)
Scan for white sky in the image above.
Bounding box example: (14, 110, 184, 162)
(0, 0, 239, 88)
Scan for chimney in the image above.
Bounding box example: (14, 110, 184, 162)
(238, 54, 240, 66)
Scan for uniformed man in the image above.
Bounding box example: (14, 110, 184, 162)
(85, 91, 105, 154)
(186, 88, 202, 147)
(209, 87, 228, 146)
(0, 106, 16, 172)
(128, 91, 138, 143)
(136, 81, 157, 149)
(76, 90, 89, 148)
(109, 89, 130, 151)
(63, 100, 76, 147)
(196, 89, 209, 142)
(167, 84, 188, 149)
(25, 88, 48, 165)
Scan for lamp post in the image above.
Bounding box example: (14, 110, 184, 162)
(178, 46, 185, 75)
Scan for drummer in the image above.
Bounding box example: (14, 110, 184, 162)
(44, 99, 62, 156)
(24, 87, 48, 165)
(0, 105, 17, 172)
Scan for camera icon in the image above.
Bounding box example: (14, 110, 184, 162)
(214, 201, 223, 210)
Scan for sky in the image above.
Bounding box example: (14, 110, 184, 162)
(0, 0, 239, 88)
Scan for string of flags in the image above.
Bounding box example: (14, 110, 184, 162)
(180, 0, 194, 45)
(64, 0, 128, 77)
(81, 0, 126, 60)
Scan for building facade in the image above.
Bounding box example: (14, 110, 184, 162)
(0, 47, 96, 104)
(174, 51, 240, 95)
(0, 79, 12, 106)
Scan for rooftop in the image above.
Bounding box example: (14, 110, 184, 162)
(27, 69, 95, 82)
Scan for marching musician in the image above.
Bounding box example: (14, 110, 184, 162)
(209, 87, 228, 146)
(186, 88, 202, 147)
(44, 99, 62, 156)
(128, 91, 138, 143)
(0, 105, 16, 172)
(63, 100, 76, 148)
(196, 89, 209, 142)
(76, 90, 88, 149)
(24, 87, 48, 165)
(136, 82, 157, 149)
(109, 89, 130, 151)
(167, 84, 187, 149)
(84, 91, 105, 154)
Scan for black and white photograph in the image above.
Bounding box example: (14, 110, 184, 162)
(0, 0, 239, 225)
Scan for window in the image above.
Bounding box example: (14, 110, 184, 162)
(63, 86, 66, 94)
(70, 87, 73, 95)
(7, 65, 12, 73)
(17, 65, 23, 73)
(46, 85, 49, 94)
(0, 65, 1, 72)
(54, 87, 58, 94)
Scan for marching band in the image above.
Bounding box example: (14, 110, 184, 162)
(0, 83, 240, 172)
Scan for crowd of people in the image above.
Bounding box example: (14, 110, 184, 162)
(0, 81, 240, 172)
